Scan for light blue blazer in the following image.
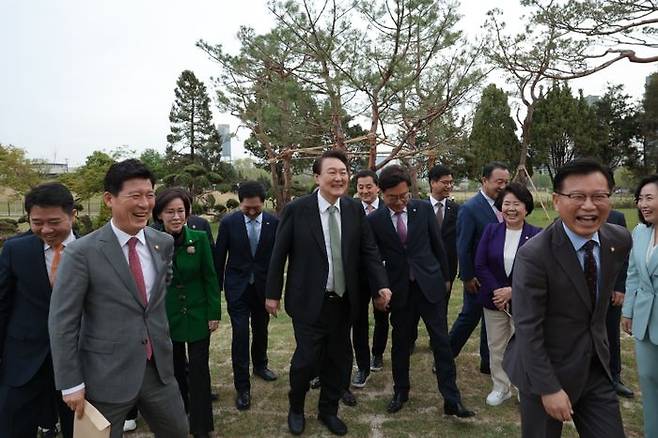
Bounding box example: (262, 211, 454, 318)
(623, 224, 658, 344)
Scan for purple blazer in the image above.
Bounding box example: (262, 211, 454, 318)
(475, 221, 542, 310)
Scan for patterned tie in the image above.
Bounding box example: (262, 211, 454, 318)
(582, 240, 598, 305)
(49, 243, 63, 286)
(327, 206, 345, 297)
(435, 203, 444, 228)
(395, 212, 407, 245)
(366, 204, 375, 215)
(128, 237, 153, 360)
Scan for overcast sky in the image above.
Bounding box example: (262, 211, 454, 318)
(1, 0, 656, 166)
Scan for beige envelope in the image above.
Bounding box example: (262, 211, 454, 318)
(73, 401, 111, 438)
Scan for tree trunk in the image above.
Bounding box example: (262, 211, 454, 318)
(514, 105, 534, 185)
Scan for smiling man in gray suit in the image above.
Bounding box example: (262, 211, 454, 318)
(48, 159, 187, 438)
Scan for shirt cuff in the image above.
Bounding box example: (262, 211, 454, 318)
(62, 383, 85, 395)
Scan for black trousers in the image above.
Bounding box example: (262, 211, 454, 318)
(351, 287, 372, 372)
(606, 303, 622, 380)
(0, 356, 73, 438)
(519, 360, 624, 438)
(173, 337, 213, 434)
(390, 281, 460, 405)
(227, 283, 270, 392)
(289, 294, 352, 416)
(371, 307, 390, 358)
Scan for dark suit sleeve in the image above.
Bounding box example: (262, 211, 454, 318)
(457, 204, 477, 281)
(358, 208, 388, 296)
(214, 217, 230, 292)
(266, 204, 294, 300)
(474, 224, 498, 298)
(0, 242, 15, 362)
(511, 246, 562, 395)
(611, 213, 628, 293)
(427, 204, 450, 282)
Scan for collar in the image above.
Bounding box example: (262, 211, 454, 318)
(388, 207, 407, 217)
(562, 222, 600, 252)
(110, 219, 147, 247)
(43, 230, 76, 251)
(480, 189, 495, 206)
(362, 198, 380, 210)
(429, 195, 446, 208)
(318, 191, 341, 213)
(244, 212, 263, 224)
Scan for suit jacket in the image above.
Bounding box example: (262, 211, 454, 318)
(166, 226, 221, 343)
(503, 220, 632, 400)
(474, 221, 542, 310)
(266, 193, 388, 325)
(187, 215, 214, 250)
(622, 223, 658, 345)
(48, 222, 176, 404)
(607, 209, 628, 292)
(368, 200, 450, 310)
(0, 234, 55, 386)
(429, 198, 459, 283)
(457, 191, 499, 281)
(215, 210, 278, 303)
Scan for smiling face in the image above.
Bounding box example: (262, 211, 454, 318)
(430, 174, 454, 201)
(29, 205, 75, 247)
(501, 192, 527, 230)
(553, 171, 611, 238)
(357, 176, 380, 205)
(482, 168, 510, 200)
(637, 182, 658, 225)
(158, 197, 187, 235)
(240, 196, 264, 219)
(104, 178, 155, 235)
(314, 157, 349, 204)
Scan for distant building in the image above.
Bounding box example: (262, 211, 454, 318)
(217, 124, 232, 162)
(31, 161, 69, 177)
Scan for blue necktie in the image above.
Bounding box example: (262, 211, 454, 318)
(248, 219, 259, 257)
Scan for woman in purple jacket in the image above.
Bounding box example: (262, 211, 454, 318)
(475, 183, 542, 407)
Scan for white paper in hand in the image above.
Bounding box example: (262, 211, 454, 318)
(73, 400, 111, 438)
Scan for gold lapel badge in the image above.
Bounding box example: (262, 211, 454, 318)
(154, 244, 160, 251)
(611, 247, 615, 253)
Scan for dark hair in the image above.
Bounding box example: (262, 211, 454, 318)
(378, 165, 411, 192)
(428, 164, 452, 184)
(354, 169, 379, 186)
(238, 181, 266, 202)
(552, 158, 613, 193)
(312, 149, 349, 175)
(482, 161, 509, 179)
(24, 182, 75, 215)
(634, 174, 658, 226)
(104, 159, 156, 195)
(153, 187, 191, 223)
(494, 182, 534, 216)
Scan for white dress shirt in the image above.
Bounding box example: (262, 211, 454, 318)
(480, 189, 500, 217)
(361, 198, 380, 214)
(388, 207, 408, 231)
(244, 212, 263, 242)
(318, 192, 342, 292)
(429, 195, 446, 220)
(503, 228, 522, 276)
(110, 220, 156, 301)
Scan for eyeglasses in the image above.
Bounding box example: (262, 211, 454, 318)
(555, 192, 611, 204)
(384, 192, 410, 202)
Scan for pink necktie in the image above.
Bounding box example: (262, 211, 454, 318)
(128, 237, 152, 360)
(395, 212, 407, 245)
(366, 204, 375, 215)
(495, 209, 504, 223)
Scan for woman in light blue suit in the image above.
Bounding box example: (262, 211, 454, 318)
(622, 174, 658, 437)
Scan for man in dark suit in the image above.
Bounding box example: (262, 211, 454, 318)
(606, 208, 634, 398)
(188, 214, 214, 249)
(367, 165, 474, 417)
(428, 164, 459, 289)
(266, 149, 391, 436)
(215, 181, 279, 411)
(0, 182, 74, 437)
(449, 161, 509, 374)
(503, 159, 631, 437)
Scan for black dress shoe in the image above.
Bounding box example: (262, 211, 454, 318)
(193, 434, 210, 438)
(370, 355, 383, 371)
(254, 367, 278, 381)
(614, 380, 635, 398)
(318, 413, 348, 436)
(210, 391, 219, 402)
(341, 389, 357, 406)
(351, 369, 370, 388)
(386, 393, 408, 413)
(444, 401, 475, 418)
(310, 376, 321, 389)
(236, 390, 251, 411)
(288, 410, 305, 435)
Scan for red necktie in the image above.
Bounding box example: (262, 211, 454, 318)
(49, 244, 63, 286)
(128, 237, 152, 360)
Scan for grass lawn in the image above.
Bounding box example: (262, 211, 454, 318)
(127, 207, 644, 437)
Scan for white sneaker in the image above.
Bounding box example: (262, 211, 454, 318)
(486, 389, 512, 406)
(123, 419, 137, 432)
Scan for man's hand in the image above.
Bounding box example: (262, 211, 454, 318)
(492, 287, 512, 311)
(464, 278, 480, 294)
(63, 388, 86, 419)
(621, 317, 632, 335)
(541, 390, 573, 422)
(374, 288, 392, 311)
(208, 320, 219, 332)
(611, 291, 624, 307)
(265, 298, 280, 317)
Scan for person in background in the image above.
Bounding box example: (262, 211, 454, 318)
(153, 187, 220, 438)
(475, 183, 541, 406)
(622, 174, 658, 438)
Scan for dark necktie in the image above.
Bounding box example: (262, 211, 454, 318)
(395, 212, 407, 245)
(435, 203, 444, 228)
(128, 237, 153, 360)
(582, 240, 597, 305)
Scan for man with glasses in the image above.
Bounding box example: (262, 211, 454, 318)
(367, 165, 474, 418)
(503, 159, 631, 437)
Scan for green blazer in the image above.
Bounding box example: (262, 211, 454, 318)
(166, 226, 221, 342)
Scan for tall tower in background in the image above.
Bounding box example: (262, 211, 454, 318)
(217, 124, 232, 162)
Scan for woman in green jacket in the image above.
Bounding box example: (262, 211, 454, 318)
(153, 187, 221, 438)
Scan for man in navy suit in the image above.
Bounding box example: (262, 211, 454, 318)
(0, 183, 75, 438)
(368, 165, 474, 418)
(215, 181, 279, 411)
(449, 161, 509, 374)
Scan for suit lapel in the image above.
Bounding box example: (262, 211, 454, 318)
(552, 221, 593, 312)
(27, 235, 51, 295)
(306, 195, 326, 254)
(646, 228, 658, 276)
(144, 227, 167, 306)
(237, 214, 253, 260)
(377, 207, 405, 253)
(596, 225, 619, 317)
(339, 198, 354, 266)
(406, 202, 418, 244)
(255, 213, 273, 258)
(477, 192, 497, 223)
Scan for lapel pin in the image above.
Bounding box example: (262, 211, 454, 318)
(266, 222, 270, 225)
(611, 247, 615, 253)
(525, 236, 529, 240)
(154, 244, 160, 251)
